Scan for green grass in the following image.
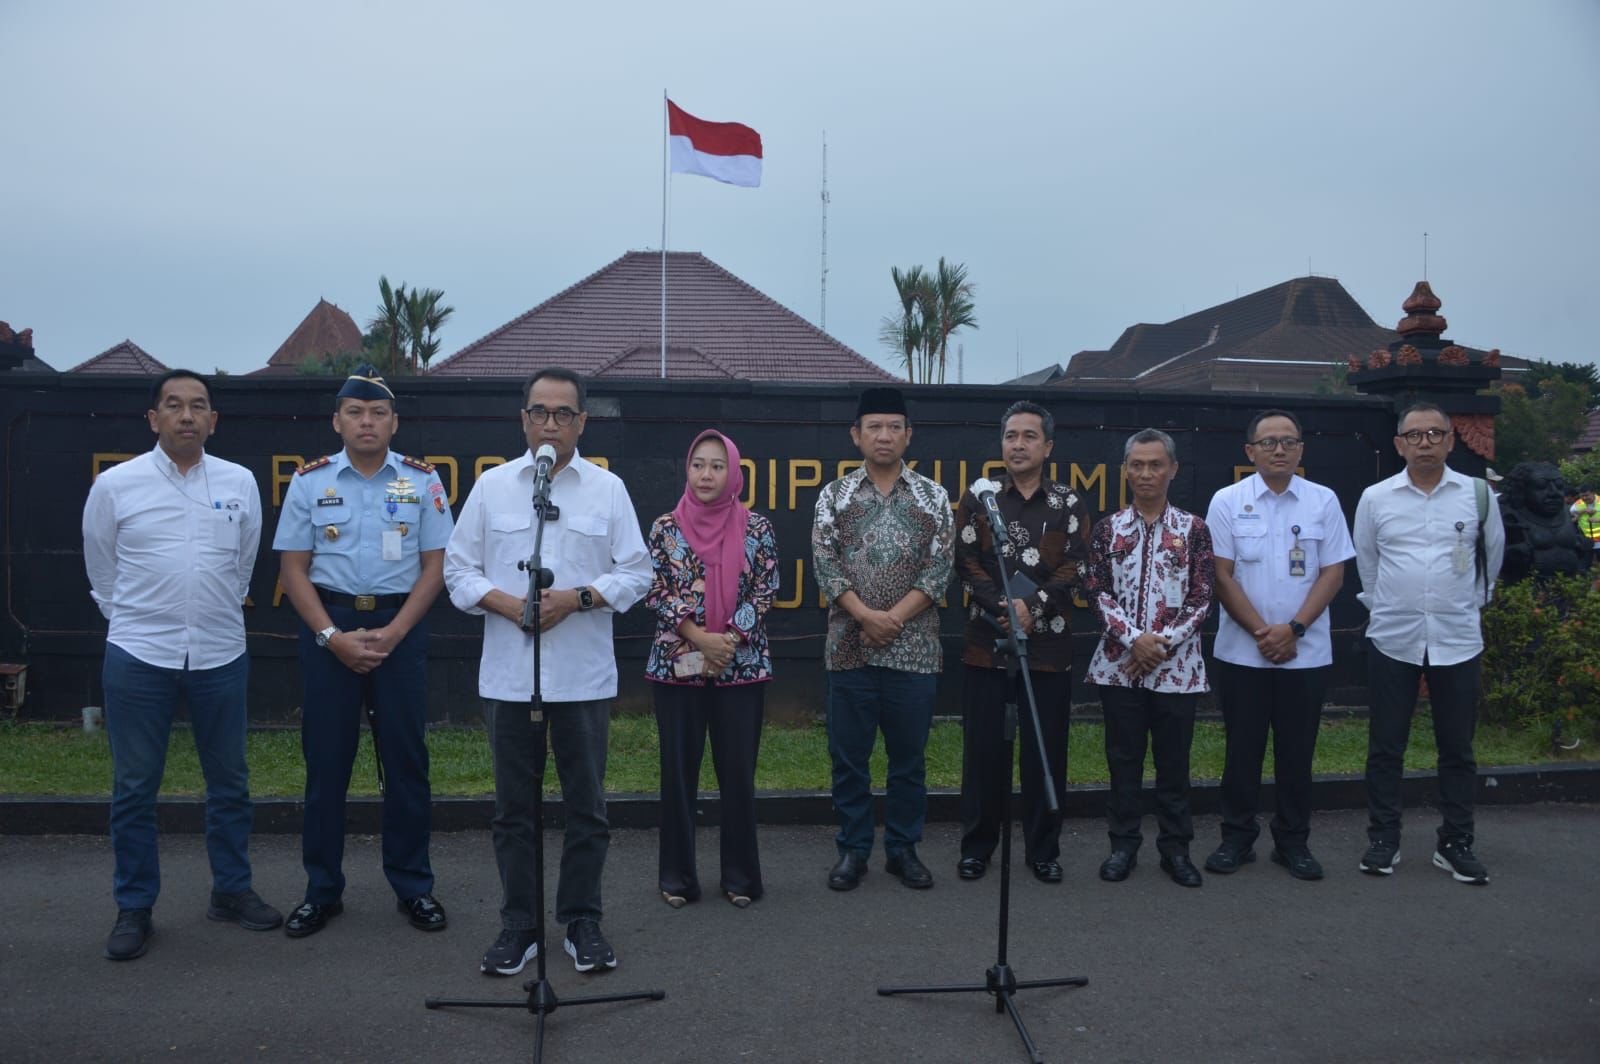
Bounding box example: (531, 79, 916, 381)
(0, 714, 1580, 799)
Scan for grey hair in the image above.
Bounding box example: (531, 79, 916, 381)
(1123, 427, 1176, 463)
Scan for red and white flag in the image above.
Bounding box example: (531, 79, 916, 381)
(668, 100, 762, 188)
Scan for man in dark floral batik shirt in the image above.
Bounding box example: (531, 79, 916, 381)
(1086, 428, 1215, 890)
(954, 400, 1091, 886)
(812, 387, 953, 892)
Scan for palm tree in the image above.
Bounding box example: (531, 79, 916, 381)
(930, 258, 978, 385)
(880, 266, 930, 382)
(406, 287, 454, 370)
(370, 276, 409, 376)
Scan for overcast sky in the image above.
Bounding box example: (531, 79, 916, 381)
(6, 0, 1597, 382)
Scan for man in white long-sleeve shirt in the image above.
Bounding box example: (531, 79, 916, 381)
(82, 370, 281, 962)
(1353, 400, 1505, 885)
(444, 367, 651, 977)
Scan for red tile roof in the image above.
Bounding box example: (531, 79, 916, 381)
(430, 251, 897, 382)
(252, 298, 364, 376)
(69, 339, 169, 375)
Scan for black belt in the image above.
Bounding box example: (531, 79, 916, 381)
(316, 587, 406, 612)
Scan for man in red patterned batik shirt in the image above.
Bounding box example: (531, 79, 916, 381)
(1086, 428, 1215, 888)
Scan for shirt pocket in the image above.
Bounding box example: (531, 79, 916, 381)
(561, 511, 610, 574)
(310, 503, 356, 556)
(1293, 521, 1324, 573)
(1232, 522, 1268, 563)
(383, 502, 423, 555)
(488, 510, 532, 574)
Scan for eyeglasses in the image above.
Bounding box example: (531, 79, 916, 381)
(1247, 436, 1302, 451)
(524, 405, 580, 426)
(1398, 428, 1451, 445)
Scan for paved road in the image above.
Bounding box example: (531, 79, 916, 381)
(3, 805, 1596, 1063)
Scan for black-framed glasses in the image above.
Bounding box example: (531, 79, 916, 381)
(1248, 436, 1302, 451)
(524, 405, 580, 426)
(1398, 428, 1450, 445)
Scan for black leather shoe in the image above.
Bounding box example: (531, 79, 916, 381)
(1204, 844, 1257, 875)
(398, 893, 448, 931)
(284, 900, 344, 939)
(1031, 860, 1064, 883)
(1160, 852, 1204, 888)
(827, 852, 868, 891)
(1271, 847, 1325, 881)
(1099, 850, 1136, 882)
(105, 908, 152, 961)
(957, 857, 988, 880)
(885, 848, 934, 889)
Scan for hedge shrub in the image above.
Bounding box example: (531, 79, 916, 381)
(1481, 572, 1600, 741)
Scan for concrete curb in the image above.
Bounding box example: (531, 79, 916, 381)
(3, 761, 1596, 835)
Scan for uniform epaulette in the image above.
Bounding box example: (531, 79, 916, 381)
(401, 455, 435, 474)
(296, 455, 335, 475)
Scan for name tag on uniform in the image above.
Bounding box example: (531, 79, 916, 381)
(382, 529, 403, 561)
(1452, 520, 1471, 574)
(1288, 547, 1306, 578)
(1164, 575, 1183, 609)
(316, 496, 344, 507)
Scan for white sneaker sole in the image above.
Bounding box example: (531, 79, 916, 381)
(564, 937, 618, 972)
(481, 941, 537, 976)
(1432, 851, 1488, 885)
(1359, 850, 1400, 875)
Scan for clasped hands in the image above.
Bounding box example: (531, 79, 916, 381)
(1252, 623, 1299, 665)
(690, 629, 740, 677)
(1122, 631, 1171, 679)
(329, 627, 397, 675)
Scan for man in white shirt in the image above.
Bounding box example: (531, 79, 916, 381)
(1354, 401, 1505, 885)
(1204, 409, 1355, 882)
(444, 368, 651, 976)
(82, 370, 281, 962)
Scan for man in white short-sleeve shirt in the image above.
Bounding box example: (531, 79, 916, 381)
(1203, 409, 1354, 882)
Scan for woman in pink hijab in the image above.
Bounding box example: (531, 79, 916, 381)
(644, 429, 779, 908)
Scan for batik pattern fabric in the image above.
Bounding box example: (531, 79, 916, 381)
(644, 511, 778, 685)
(1085, 504, 1214, 692)
(812, 464, 953, 674)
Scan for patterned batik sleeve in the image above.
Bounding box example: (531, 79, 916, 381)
(955, 492, 1003, 618)
(811, 482, 852, 602)
(1164, 519, 1215, 646)
(730, 513, 779, 642)
(644, 515, 697, 633)
(1089, 516, 1141, 648)
(912, 484, 956, 603)
(1038, 494, 1091, 618)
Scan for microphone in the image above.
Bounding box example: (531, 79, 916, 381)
(970, 477, 1008, 544)
(532, 443, 557, 499)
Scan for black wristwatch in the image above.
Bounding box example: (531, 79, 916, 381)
(1289, 620, 1307, 639)
(577, 586, 596, 611)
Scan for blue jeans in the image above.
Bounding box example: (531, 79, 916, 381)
(826, 667, 938, 858)
(103, 643, 254, 911)
(485, 698, 611, 928)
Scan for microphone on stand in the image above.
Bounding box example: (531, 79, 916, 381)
(532, 443, 557, 502)
(970, 477, 1009, 545)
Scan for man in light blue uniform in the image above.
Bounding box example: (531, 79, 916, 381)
(274, 365, 453, 938)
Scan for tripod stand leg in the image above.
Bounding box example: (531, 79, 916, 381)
(996, 991, 1044, 1064)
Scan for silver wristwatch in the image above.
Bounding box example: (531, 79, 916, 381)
(315, 625, 341, 647)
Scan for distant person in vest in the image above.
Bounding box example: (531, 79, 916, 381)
(83, 369, 281, 961)
(1203, 409, 1355, 882)
(1085, 428, 1215, 888)
(1355, 401, 1504, 884)
(1569, 485, 1600, 557)
(273, 365, 453, 939)
(644, 430, 779, 909)
(953, 400, 1092, 885)
(812, 386, 954, 892)
(444, 367, 652, 976)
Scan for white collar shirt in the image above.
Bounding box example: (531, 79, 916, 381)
(1353, 464, 1506, 667)
(1206, 473, 1355, 669)
(444, 449, 652, 702)
(82, 445, 262, 669)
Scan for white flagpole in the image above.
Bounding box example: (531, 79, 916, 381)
(660, 89, 668, 379)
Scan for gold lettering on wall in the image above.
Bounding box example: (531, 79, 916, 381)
(474, 456, 506, 480)
(425, 456, 459, 505)
(767, 459, 778, 511)
(788, 459, 822, 511)
(273, 455, 306, 507)
(740, 459, 756, 508)
(1071, 463, 1107, 512)
(837, 459, 862, 480)
(91, 453, 136, 479)
(774, 559, 806, 609)
(272, 577, 286, 607)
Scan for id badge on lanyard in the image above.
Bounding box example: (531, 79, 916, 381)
(1288, 524, 1306, 578)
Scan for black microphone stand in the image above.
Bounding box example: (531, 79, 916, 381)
(878, 502, 1086, 1064)
(425, 467, 664, 1062)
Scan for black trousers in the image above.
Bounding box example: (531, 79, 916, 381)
(959, 665, 1071, 865)
(653, 681, 766, 900)
(1214, 661, 1329, 851)
(1365, 644, 1481, 845)
(1100, 685, 1197, 857)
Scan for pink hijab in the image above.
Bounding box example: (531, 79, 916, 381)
(672, 429, 751, 634)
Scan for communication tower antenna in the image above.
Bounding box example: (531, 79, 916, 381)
(820, 132, 830, 331)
